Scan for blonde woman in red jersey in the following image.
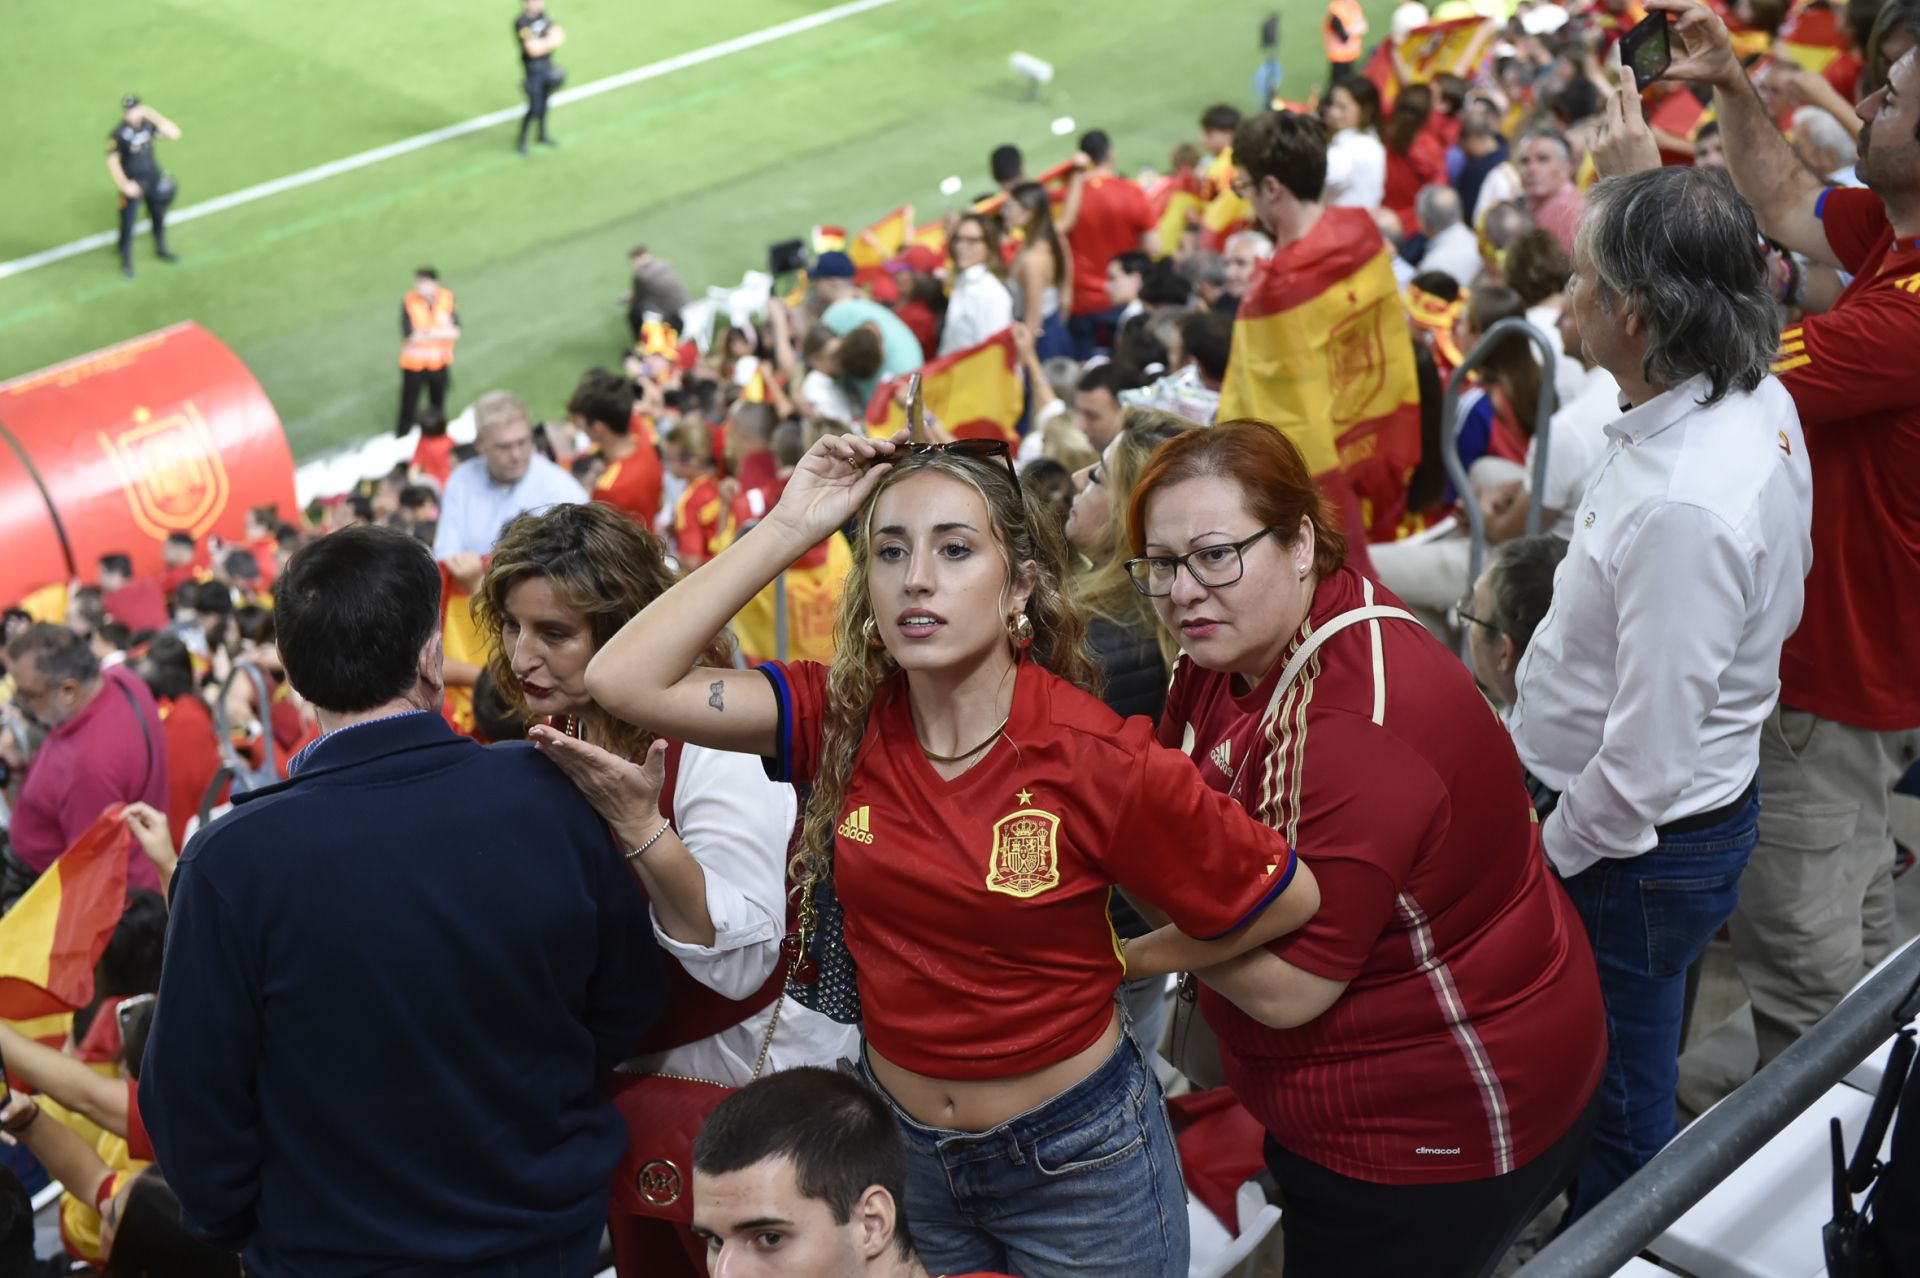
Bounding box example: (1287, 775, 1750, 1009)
(1126, 421, 1605, 1278)
(586, 429, 1319, 1278)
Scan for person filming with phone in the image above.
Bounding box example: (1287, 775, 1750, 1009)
(1592, 0, 1920, 1077)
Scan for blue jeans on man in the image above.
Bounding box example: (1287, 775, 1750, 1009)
(1555, 785, 1760, 1221)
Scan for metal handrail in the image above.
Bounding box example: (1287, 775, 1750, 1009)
(1517, 939, 1920, 1278)
(1438, 317, 1558, 656)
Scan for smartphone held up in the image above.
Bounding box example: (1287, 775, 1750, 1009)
(1619, 11, 1673, 90)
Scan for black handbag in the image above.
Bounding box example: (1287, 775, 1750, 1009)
(782, 857, 861, 1025)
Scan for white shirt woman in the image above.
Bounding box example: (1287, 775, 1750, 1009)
(938, 214, 1015, 356)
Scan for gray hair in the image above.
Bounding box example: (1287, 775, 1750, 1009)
(1519, 128, 1574, 163)
(1224, 229, 1274, 257)
(5, 623, 101, 686)
(1486, 535, 1569, 653)
(1576, 167, 1778, 404)
(474, 390, 531, 442)
(1480, 200, 1531, 249)
(1791, 106, 1855, 172)
(1417, 184, 1463, 233)
(1180, 251, 1229, 289)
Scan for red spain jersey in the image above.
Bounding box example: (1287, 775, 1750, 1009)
(759, 658, 1299, 1079)
(672, 474, 726, 565)
(1159, 567, 1605, 1184)
(593, 443, 664, 529)
(1067, 174, 1156, 317)
(1773, 188, 1920, 731)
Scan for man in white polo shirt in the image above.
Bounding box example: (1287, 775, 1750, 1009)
(1507, 165, 1814, 1222)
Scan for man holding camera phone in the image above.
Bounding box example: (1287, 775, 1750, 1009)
(1594, 0, 1920, 1071)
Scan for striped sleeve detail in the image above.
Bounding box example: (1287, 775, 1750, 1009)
(754, 663, 795, 783)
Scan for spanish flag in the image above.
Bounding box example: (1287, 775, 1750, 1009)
(439, 565, 489, 736)
(865, 329, 1022, 443)
(908, 221, 948, 261)
(0, 806, 131, 1022)
(728, 533, 854, 665)
(1219, 206, 1421, 543)
(851, 206, 914, 271)
(1364, 16, 1498, 105)
(1776, 0, 1849, 73)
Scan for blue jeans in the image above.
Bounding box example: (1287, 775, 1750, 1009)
(1556, 787, 1759, 1221)
(849, 1028, 1189, 1278)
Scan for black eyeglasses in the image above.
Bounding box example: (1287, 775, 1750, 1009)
(1453, 598, 1499, 633)
(1125, 527, 1276, 597)
(870, 437, 1020, 491)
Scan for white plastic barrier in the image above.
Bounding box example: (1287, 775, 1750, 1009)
(1649, 1082, 1885, 1278)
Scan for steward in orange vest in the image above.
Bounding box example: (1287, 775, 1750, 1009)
(1323, 0, 1368, 85)
(397, 267, 461, 437)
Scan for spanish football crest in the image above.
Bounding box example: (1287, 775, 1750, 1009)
(986, 789, 1061, 899)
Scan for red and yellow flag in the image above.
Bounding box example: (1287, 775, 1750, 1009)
(865, 329, 1023, 443)
(728, 533, 854, 665)
(1364, 16, 1498, 106)
(908, 221, 948, 261)
(1776, 0, 1849, 73)
(850, 206, 914, 271)
(0, 807, 131, 1021)
(1219, 207, 1421, 542)
(439, 565, 488, 736)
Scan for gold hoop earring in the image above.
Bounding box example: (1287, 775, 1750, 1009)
(1007, 612, 1035, 651)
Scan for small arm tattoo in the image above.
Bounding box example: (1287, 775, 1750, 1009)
(708, 680, 725, 712)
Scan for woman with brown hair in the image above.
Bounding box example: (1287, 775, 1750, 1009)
(1381, 83, 1448, 235)
(1002, 181, 1073, 359)
(584, 429, 1319, 1278)
(1128, 421, 1604, 1278)
(472, 501, 856, 1277)
(938, 212, 1015, 356)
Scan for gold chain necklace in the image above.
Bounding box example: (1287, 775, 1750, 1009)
(917, 713, 1011, 764)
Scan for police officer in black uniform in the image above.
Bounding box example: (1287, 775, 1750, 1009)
(107, 96, 182, 279)
(515, 0, 567, 154)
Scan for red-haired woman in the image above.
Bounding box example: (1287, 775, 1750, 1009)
(1126, 420, 1605, 1278)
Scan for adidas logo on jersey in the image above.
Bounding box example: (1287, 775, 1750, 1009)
(1210, 739, 1235, 778)
(837, 806, 875, 844)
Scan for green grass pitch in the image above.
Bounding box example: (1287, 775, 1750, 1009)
(0, 0, 1397, 462)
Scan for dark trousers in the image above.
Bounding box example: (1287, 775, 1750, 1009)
(519, 67, 556, 144)
(1263, 1096, 1596, 1278)
(398, 367, 450, 436)
(116, 187, 169, 268)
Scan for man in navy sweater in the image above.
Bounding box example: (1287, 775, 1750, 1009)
(141, 526, 666, 1277)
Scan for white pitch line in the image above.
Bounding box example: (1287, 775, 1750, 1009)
(0, 0, 901, 282)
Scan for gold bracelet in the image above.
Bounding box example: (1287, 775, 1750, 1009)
(625, 818, 673, 861)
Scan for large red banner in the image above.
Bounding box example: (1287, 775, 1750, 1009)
(0, 323, 296, 610)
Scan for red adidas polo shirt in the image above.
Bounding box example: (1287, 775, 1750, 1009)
(1773, 187, 1920, 731)
(759, 658, 1298, 1079)
(1159, 567, 1605, 1184)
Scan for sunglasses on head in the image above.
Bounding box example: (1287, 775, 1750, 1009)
(870, 437, 1020, 490)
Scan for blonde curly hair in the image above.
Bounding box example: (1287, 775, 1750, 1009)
(796, 450, 1100, 885)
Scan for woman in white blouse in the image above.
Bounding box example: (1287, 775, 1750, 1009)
(937, 212, 1015, 357)
(1322, 78, 1388, 210)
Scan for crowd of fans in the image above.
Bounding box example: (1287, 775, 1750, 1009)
(2, 0, 1918, 1271)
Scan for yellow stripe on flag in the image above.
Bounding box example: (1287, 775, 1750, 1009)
(1773, 354, 1813, 373)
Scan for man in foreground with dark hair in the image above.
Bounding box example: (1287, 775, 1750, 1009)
(142, 526, 666, 1275)
(692, 1068, 1012, 1278)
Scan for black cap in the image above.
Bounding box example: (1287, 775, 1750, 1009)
(123, 94, 141, 110)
